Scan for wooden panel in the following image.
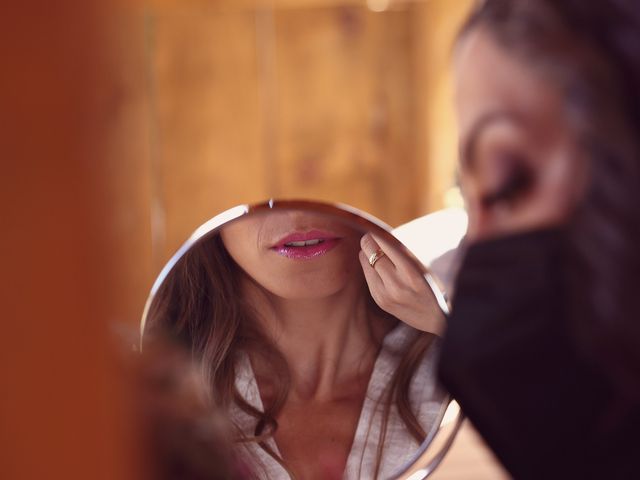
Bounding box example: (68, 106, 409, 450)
(272, 5, 420, 226)
(412, 0, 474, 212)
(147, 0, 472, 263)
(147, 0, 428, 13)
(103, 10, 155, 326)
(149, 11, 268, 260)
(0, 2, 138, 479)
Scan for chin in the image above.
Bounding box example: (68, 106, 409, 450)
(266, 272, 350, 301)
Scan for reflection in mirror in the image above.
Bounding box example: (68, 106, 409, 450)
(393, 207, 468, 295)
(141, 200, 452, 480)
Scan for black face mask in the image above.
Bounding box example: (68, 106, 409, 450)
(437, 227, 640, 480)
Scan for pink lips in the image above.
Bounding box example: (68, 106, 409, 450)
(271, 230, 341, 260)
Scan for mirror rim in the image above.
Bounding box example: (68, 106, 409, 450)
(139, 197, 459, 480)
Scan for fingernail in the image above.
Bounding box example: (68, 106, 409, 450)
(360, 233, 371, 248)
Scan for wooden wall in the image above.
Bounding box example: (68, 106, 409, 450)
(1, 2, 142, 479)
(1, 2, 473, 478)
(145, 0, 474, 266)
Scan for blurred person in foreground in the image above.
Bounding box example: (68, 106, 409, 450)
(132, 335, 250, 480)
(362, 0, 640, 478)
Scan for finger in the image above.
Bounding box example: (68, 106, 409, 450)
(360, 233, 396, 279)
(361, 246, 443, 334)
(370, 232, 439, 298)
(358, 250, 386, 296)
(359, 250, 404, 317)
(369, 233, 422, 277)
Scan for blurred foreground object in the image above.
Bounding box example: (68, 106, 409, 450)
(132, 336, 250, 480)
(1, 2, 145, 479)
(440, 0, 640, 478)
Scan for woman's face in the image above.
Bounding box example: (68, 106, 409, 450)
(454, 27, 588, 239)
(219, 210, 363, 300)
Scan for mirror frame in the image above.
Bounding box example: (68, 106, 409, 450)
(140, 198, 464, 480)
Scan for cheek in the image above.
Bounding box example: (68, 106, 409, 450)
(219, 219, 261, 265)
(539, 132, 589, 203)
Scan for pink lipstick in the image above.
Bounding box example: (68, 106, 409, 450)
(271, 230, 341, 260)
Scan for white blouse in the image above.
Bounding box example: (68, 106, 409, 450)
(230, 323, 447, 479)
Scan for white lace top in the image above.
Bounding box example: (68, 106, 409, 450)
(230, 323, 446, 479)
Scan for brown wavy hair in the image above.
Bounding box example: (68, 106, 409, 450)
(145, 231, 437, 478)
(459, 0, 640, 401)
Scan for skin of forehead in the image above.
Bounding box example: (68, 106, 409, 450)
(454, 27, 565, 147)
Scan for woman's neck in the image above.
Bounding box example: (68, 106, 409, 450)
(244, 279, 394, 403)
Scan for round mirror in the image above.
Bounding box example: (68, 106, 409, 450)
(140, 199, 461, 480)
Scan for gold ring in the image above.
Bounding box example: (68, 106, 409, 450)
(368, 249, 386, 268)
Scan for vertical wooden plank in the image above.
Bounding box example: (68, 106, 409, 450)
(411, 0, 474, 213)
(145, 0, 471, 262)
(0, 2, 139, 479)
(104, 10, 155, 328)
(150, 10, 268, 261)
(272, 5, 419, 226)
